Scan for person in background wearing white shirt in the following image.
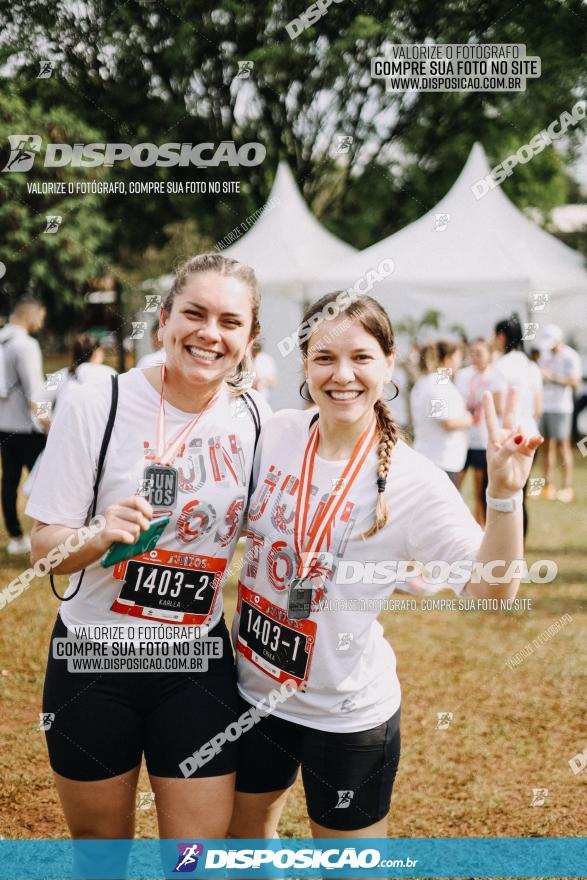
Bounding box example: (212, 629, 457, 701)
(252, 341, 277, 402)
(36, 334, 117, 416)
(136, 322, 166, 369)
(538, 324, 581, 503)
(24, 336, 118, 502)
(0, 296, 47, 555)
(229, 293, 542, 843)
(411, 340, 472, 485)
(455, 338, 505, 526)
(493, 314, 543, 537)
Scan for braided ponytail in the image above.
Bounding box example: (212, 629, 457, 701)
(363, 399, 400, 538)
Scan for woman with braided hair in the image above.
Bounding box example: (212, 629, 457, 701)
(230, 293, 542, 841)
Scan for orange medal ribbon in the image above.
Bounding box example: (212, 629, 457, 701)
(293, 415, 378, 580)
(155, 364, 220, 465)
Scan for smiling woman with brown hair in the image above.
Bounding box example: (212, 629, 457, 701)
(26, 254, 270, 843)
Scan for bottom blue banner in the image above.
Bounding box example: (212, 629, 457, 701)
(0, 837, 585, 878)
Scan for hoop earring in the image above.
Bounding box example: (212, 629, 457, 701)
(300, 380, 313, 402)
(382, 380, 399, 402)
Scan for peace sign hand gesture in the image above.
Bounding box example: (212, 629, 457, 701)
(482, 388, 543, 496)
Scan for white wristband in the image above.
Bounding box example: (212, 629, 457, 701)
(485, 490, 523, 513)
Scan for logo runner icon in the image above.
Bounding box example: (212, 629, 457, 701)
(173, 843, 204, 873)
(2, 135, 42, 172)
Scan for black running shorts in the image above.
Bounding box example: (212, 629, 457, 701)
(236, 696, 401, 831)
(43, 614, 239, 781)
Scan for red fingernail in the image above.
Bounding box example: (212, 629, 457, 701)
(514, 434, 523, 445)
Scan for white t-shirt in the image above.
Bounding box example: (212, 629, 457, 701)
(35, 363, 117, 413)
(493, 351, 542, 435)
(540, 345, 581, 414)
(136, 349, 166, 369)
(410, 373, 469, 471)
(234, 408, 483, 733)
(455, 365, 505, 450)
(26, 369, 270, 631)
(0, 325, 45, 432)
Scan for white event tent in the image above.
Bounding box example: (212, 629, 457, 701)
(312, 143, 587, 348)
(223, 161, 357, 297)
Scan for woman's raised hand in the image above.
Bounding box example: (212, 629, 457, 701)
(482, 388, 543, 497)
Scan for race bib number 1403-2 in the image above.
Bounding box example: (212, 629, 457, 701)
(111, 547, 226, 626)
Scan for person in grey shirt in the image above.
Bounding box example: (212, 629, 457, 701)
(0, 296, 47, 554)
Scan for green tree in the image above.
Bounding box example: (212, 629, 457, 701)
(0, 85, 112, 325)
(0, 0, 584, 286)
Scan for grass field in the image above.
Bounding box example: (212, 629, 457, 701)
(0, 444, 585, 859)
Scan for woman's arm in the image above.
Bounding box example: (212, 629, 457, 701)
(541, 370, 579, 388)
(31, 496, 153, 575)
(466, 389, 542, 600)
(466, 504, 523, 600)
(441, 383, 473, 431)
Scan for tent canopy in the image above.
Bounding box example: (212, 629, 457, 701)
(145, 161, 356, 300)
(223, 161, 357, 298)
(142, 148, 587, 405)
(312, 143, 587, 341)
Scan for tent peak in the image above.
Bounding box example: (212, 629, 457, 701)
(270, 161, 315, 219)
(454, 142, 493, 188)
(219, 157, 356, 289)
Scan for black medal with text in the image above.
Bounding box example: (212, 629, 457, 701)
(143, 464, 179, 508)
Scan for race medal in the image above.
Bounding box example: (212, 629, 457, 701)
(291, 414, 378, 621)
(143, 464, 178, 509)
(287, 578, 314, 621)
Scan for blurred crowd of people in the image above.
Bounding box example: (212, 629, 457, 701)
(395, 313, 583, 530)
(0, 299, 583, 554)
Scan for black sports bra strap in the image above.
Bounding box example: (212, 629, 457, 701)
(50, 374, 119, 601)
(239, 392, 261, 506)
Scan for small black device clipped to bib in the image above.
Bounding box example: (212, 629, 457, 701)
(287, 577, 314, 620)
